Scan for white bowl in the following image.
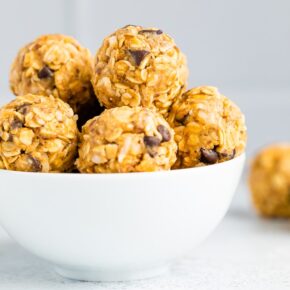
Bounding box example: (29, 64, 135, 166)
(0, 154, 245, 282)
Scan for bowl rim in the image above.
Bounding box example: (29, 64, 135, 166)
(0, 153, 246, 178)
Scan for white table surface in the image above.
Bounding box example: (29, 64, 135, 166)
(0, 180, 290, 290)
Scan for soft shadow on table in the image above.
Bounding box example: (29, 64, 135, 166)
(0, 240, 207, 290)
(1, 207, 290, 289)
(0, 241, 66, 286)
(229, 205, 290, 233)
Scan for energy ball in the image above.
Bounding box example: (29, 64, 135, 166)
(92, 25, 188, 117)
(249, 144, 290, 218)
(10, 34, 95, 113)
(168, 86, 246, 168)
(0, 94, 78, 172)
(76, 106, 177, 173)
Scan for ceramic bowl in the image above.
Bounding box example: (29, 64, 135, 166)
(0, 154, 245, 281)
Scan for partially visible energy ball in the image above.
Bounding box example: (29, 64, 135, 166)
(249, 144, 290, 217)
(92, 25, 188, 117)
(10, 34, 95, 113)
(0, 94, 78, 172)
(76, 106, 177, 173)
(168, 86, 247, 168)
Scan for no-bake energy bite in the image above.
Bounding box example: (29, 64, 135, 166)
(92, 25, 188, 117)
(168, 86, 246, 168)
(0, 94, 78, 172)
(10, 34, 95, 113)
(76, 106, 177, 173)
(249, 144, 290, 217)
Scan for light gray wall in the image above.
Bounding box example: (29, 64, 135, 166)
(1, 0, 290, 91)
(0, 0, 73, 96)
(0, 0, 290, 155)
(73, 0, 290, 88)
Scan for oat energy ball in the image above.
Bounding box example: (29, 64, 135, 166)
(10, 34, 94, 113)
(76, 106, 177, 173)
(92, 25, 188, 117)
(249, 144, 290, 218)
(168, 86, 246, 168)
(0, 94, 78, 172)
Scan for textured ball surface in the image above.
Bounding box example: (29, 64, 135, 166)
(0, 94, 78, 172)
(168, 86, 246, 168)
(10, 34, 95, 113)
(249, 144, 290, 217)
(92, 25, 188, 117)
(76, 106, 177, 173)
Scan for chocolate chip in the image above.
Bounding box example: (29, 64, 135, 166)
(128, 50, 150, 66)
(220, 149, 236, 160)
(38, 66, 53, 79)
(157, 125, 171, 142)
(139, 29, 163, 35)
(144, 136, 161, 147)
(231, 149, 236, 159)
(144, 138, 159, 157)
(200, 148, 218, 164)
(7, 134, 13, 142)
(149, 151, 157, 158)
(10, 118, 23, 130)
(27, 155, 42, 172)
(16, 103, 30, 115)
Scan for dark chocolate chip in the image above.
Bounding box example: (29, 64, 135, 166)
(27, 155, 42, 172)
(200, 148, 218, 164)
(16, 103, 30, 115)
(147, 149, 157, 158)
(7, 134, 13, 142)
(157, 125, 171, 142)
(226, 149, 236, 160)
(218, 149, 236, 160)
(231, 149, 236, 159)
(128, 50, 150, 66)
(139, 29, 163, 35)
(38, 66, 53, 79)
(144, 136, 161, 147)
(10, 118, 23, 130)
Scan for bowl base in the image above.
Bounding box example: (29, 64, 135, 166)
(54, 264, 170, 282)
